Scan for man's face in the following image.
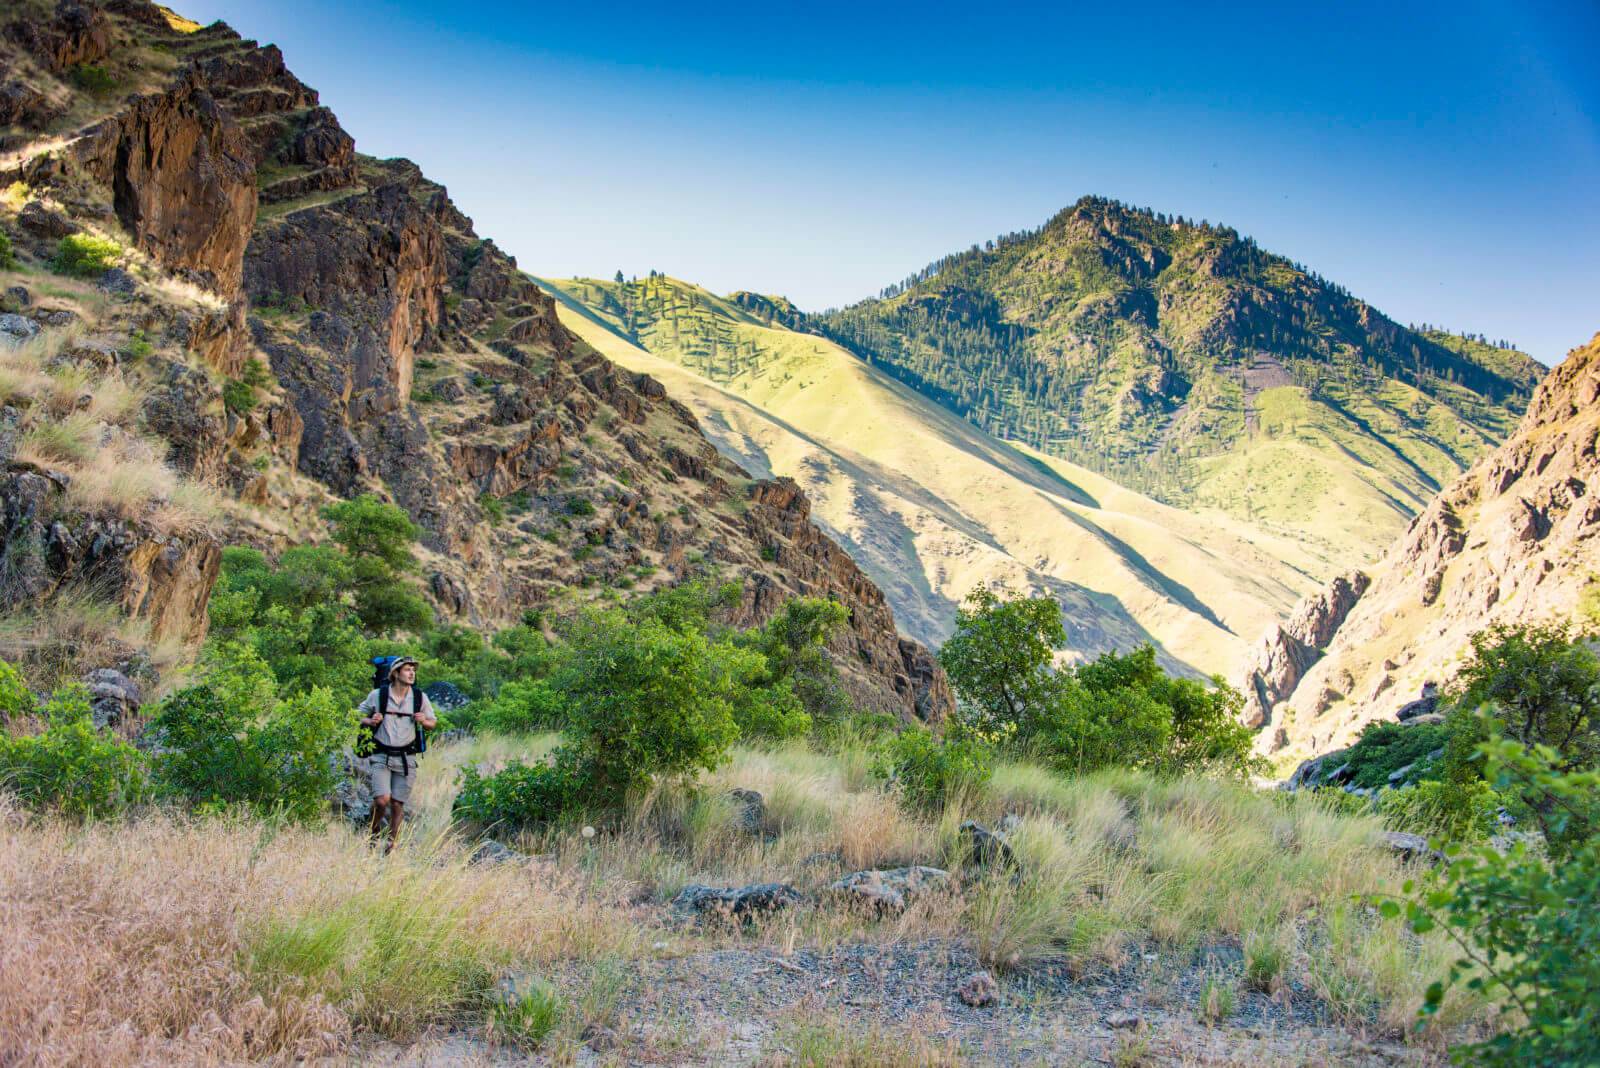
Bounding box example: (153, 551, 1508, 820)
(396, 663, 417, 685)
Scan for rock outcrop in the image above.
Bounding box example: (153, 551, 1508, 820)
(1255, 331, 1600, 761)
(1237, 569, 1369, 729)
(0, 1, 951, 719)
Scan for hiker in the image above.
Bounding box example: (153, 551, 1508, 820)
(358, 655, 436, 852)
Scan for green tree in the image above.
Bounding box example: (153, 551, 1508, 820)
(322, 494, 433, 635)
(0, 681, 149, 818)
(1452, 622, 1600, 771)
(938, 586, 1064, 735)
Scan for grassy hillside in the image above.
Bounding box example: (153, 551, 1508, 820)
(811, 198, 1543, 564)
(539, 274, 1325, 677)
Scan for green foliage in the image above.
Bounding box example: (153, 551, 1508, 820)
(478, 678, 565, 733)
(149, 644, 353, 821)
(1337, 719, 1452, 789)
(1377, 778, 1501, 843)
(1384, 739, 1600, 1066)
(68, 63, 116, 94)
(221, 377, 257, 415)
(453, 758, 580, 832)
(123, 329, 153, 361)
(938, 586, 1063, 737)
(566, 494, 595, 517)
(0, 681, 149, 818)
(1452, 622, 1600, 770)
(939, 588, 1261, 777)
(488, 979, 565, 1050)
(1581, 575, 1600, 629)
(0, 658, 31, 721)
(51, 233, 121, 278)
(0, 227, 15, 270)
(873, 726, 993, 811)
(321, 494, 433, 635)
(479, 493, 506, 524)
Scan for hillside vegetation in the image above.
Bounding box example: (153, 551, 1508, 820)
(812, 198, 1543, 564)
(540, 273, 1324, 676)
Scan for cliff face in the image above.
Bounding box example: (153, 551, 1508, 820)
(0, 1, 950, 719)
(1250, 332, 1600, 760)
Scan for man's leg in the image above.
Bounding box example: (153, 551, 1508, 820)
(387, 799, 404, 851)
(369, 795, 390, 841)
(368, 758, 393, 842)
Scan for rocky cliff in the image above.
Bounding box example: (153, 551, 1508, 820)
(0, 1, 949, 718)
(1249, 331, 1600, 761)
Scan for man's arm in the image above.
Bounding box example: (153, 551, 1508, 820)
(416, 692, 437, 729)
(358, 689, 383, 727)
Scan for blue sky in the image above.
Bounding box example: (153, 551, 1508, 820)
(187, 1, 1597, 365)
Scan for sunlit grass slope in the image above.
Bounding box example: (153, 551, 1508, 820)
(538, 275, 1325, 677)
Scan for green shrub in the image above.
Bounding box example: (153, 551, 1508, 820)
(1384, 739, 1600, 1065)
(566, 494, 595, 517)
(122, 329, 153, 361)
(1451, 622, 1599, 770)
(487, 978, 565, 1050)
(0, 683, 149, 818)
(479, 678, 565, 733)
(1377, 778, 1500, 842)
(322, 494, 433, 635)
(874, 727, 993, 811)
(1336, 719, 1452, 789)
(0, 227, 15, 270)
(454, 758, 580, 829)
(68, 63, 116, 94)
(52, 233, 121, 278)
(149, 644, 352, 821)
(479, 493, 506, 523)
(0, 659, 31, 721)
(221, 377, 257, 415)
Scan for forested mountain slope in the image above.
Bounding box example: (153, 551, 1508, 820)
(812, 198, 1543, 567)
(540, 274, 1324, 677)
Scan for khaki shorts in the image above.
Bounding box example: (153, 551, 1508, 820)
(368, 754, 415, 804)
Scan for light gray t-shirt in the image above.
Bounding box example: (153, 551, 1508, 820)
(358, 685, 434, 749)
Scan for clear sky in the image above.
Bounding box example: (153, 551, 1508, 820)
(184, 0, 1597, 365)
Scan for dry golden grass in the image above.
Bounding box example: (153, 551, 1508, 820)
(0, 733, 1501, 1062)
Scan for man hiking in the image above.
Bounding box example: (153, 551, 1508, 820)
(358, 655, 436, 852)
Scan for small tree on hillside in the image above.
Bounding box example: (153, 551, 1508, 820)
(322, 494, 433, 635)
(938, 586, 1065, 736)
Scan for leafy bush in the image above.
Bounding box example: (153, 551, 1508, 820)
(478, 678, 565, 733)
(566, 494, 595, 517)
(68, 63, 116, 94)
(1451, 622, 1599, 770)
(939, 588, 1261, 776)
(1377, 778, 1501, 842)
(874, 726, 993, 811)
(479, 493, 506, 524)
(1385, 739, 1600, 1065)
(454, 605, 750, 829)
(149, 644, 352, 821)
(0, 658, 31, 721)
(221, 377, 257, 415)
(52, 233, 121, 278)
(0, 227, 15, 271)
(322, 494, 433, 635)
(1336, 719, 1452, 789)
(0, 682, 149, 818)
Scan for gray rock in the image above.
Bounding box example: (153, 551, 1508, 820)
(83, 668, 140, 728)
(330, 751, 374, 825)
(5, 286, 29, 308)
(421, 679, 470, 712)
(0, 313, 40, 348)
(957, 969, 999, 1007)
(17, 200, 75, 239)
(1106, 1012, 1142, 1031)
(673, 882, 802, 920)
(1380, 830, 1444, 864)
(469, 839, 522, 866)
(96, 268, 136, 296)
(961, 820, 1018, 868)
(995, 813, 1023, 836)
(829, 865, 950, 912)
(728, 787, 766, 836)
(1387, 762, 1415, 784)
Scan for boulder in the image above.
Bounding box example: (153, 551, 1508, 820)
(956, 970, 999, 1007)
(16, 200, 75, 238)
(1379, 830, 1444, 865)
(0, 313, 40, 348)
(422, 680, 470, 713)
(83, 668, 141, 728)
(961, 820, 1018, 869)
(469, 839, 522, 866)
(673, 882, 802, 921)
(828, 865, 950, 913)
(329, 751, 373, 825)
(727, 788, 766, 836)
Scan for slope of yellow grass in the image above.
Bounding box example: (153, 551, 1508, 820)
(539, 277, 1326, 677)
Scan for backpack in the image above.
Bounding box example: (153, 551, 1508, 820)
(364, 656, 428, 758)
